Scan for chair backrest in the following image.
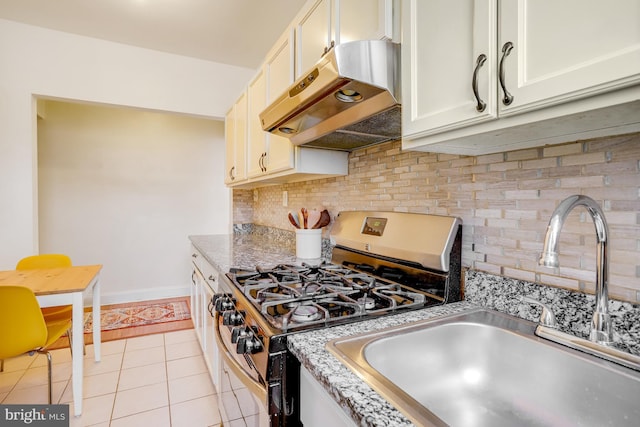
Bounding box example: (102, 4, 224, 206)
(0, 286, 48, 359)
(16, 254, 72, 270)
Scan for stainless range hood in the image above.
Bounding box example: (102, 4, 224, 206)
(259, 40, 400, 151)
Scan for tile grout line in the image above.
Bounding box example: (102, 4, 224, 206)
(164, 332, 174, 427)
(107, 336, 126, 423)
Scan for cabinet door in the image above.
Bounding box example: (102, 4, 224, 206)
(191, 265, 204, 345)
(224, 107, 236, 185)
(200, 259, 219, 293)
(402, 0, 497, 138)
(334, 0, 393, 44)
(300, 366, 356, 427)
(295, 0, 332, 78)
(499, 0, 640, 116)
(267, 28, 296, 101)
(265, 28, 296, 173)
(247, 70, 268, 179)
(202, 282, 219, 388)
(234, 93, 248, 182)
(229, 93, 248, 183)
(224, 94, 248, 184)
(206, 296, 220, 388)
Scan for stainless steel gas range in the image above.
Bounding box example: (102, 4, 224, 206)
(213, 211, 462, 426)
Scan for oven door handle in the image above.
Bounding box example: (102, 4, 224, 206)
(214, 311, 268, 403)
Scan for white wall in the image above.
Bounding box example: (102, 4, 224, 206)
(38, 101, 228, 303)
(0, 19, 254, 276)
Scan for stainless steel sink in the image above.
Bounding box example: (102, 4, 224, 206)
(326, 309, 640, 427)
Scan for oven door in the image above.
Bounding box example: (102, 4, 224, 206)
(214, 311, 270, 427)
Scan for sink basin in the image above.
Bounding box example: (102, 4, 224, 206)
(326, 309, 640, 427)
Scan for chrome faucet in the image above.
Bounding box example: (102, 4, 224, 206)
(539, 195, 614, 345)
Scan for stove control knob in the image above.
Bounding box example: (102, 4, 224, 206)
(231, 326, 249, 343)
(214, 294, 235, 312)
(237, 329, 263, 354)
(222, 310, 245, 326)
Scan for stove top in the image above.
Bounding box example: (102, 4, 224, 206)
(220, 211, 462, 336)
(227, 262, 438, 332)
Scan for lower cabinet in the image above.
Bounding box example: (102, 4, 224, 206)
(190, 245, 221, 389)
(300, 365, 356, 427)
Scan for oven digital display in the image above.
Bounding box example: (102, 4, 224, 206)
(362, 217, 387, 236)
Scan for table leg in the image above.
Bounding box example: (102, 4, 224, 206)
(71, 292, 83, 416)
(92, 278, 101, 361)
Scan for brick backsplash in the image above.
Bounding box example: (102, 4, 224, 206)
(233, 132, 640, 302)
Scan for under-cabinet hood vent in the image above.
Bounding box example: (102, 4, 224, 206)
(259, 40, 401, 151)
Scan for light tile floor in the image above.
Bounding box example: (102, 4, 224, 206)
(0, 329, 222, 426)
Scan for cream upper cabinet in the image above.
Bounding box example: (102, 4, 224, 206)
(264, 28, 296, 174)
(224, 107, 235, 184)
(224, 92, 247, 185)
(401, 0, 498, 137)
(498, 0, 640, 116)
(295, 0, 394, 78)
(247, 69, 268, 179)
(247, 29, 296, 180)
(334, 0, 394, 45)
(402, 0, 640, 155)
(226, 39, 348, 188)
(296, 0, 331, 77)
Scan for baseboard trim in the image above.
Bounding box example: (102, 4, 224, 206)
(88, 285, 191, 306)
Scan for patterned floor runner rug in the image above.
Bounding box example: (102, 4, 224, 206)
(83, 299, 192, 332)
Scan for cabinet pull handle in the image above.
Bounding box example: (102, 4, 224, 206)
(472, 54, 487, 112)
(499, 42, 514, 106)
(322, 40, 335, 57)
(262, 152, 267, 172)
(229, 166, 235, 181)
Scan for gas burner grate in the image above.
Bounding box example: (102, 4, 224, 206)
(225, 254, 452, 332)
(229, 263, 428, 331)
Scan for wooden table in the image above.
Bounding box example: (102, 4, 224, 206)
(0, 265, 102, 415)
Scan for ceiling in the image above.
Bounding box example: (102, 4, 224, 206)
(0, 0, 308, 69)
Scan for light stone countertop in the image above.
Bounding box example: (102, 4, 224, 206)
(189, 233, 298, 273)
(189, 226, 332, 274)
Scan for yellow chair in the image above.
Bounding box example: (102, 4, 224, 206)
(15, 254, 84, 353)
(0, 285, 72, 404)
(16, 254, 72, 270)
